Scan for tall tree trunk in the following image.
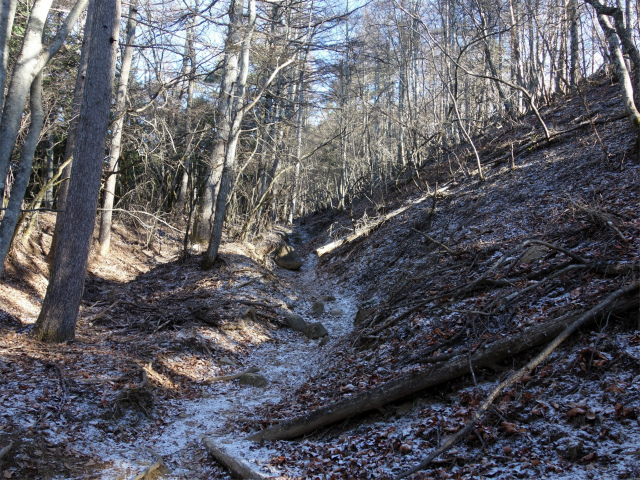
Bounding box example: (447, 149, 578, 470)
(33, 0, 120, 343)
(0, 71, 44, 276)
(202, 0, 256, 269)
(568, 0, 581, 86)
(47, 0, 94, 265)
(97, 0, 138, 256)
(44, 134, 54, 208)
(175, 2, 198, 214)
(0, 0, 89, 202)
(0, 0, 17, 120)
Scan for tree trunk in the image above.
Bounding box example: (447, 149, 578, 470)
(0, 71, 44, 277)
(47, 0, 94, 265)
(97, 0, 138, 257)
(0, 0, 17, 119)
(0, 0, 88, 202)
(201, 0, 256, 269)
(32, 0, 120, 343)
(44, 134, 54, 208)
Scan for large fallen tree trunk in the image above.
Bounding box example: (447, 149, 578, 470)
(247, 286, 639, 442)
(315, 186, 450, 258)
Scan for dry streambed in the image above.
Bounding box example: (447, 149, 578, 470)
(93, 249, 360, 479)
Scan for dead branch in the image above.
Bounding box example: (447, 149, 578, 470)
(85, 299, 121, 323)
(0, 441, 13, 461)
(491, 264, 588, 311)
(46, 362, 67, 413)
(411, 228, 466, 256)
(204, 366, 260, 384)
(202, 437, 279, 480)
(568, 198, 629, 242)
(237, 300, 280, 309)
(396, 280, 639, 479)
(247, 285, 638, 443)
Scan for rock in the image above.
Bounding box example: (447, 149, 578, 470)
(284, 313, 308, 332)
(319, 335, 330, 346)
(329, 307, 343, 316)
(274, 244, 303, 270)
(238, 373, 268, 387)
(312, 301, 325, 316)
(303, 322, 328, 340)
(322, 295, 336, 302)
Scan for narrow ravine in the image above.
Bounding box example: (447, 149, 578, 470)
(95, 241, 360, 479)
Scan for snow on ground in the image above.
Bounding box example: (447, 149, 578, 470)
(80, 248, 361, 479)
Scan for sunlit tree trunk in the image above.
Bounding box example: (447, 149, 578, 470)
(97, 0, 139, 256)
(0, 0, 17, 120)
(201, 0, 256, 269)
(0, 0, 89, 202)
(0, 71, 44, 276)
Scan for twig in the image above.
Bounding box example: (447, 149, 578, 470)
(237, 300, 280, 309)
(411, 228, 466, 256)
(396, 281, 640, 479)
(85, 299, 121, 323)
(204, 366, 260, 384)
(46, 362, 67, 413)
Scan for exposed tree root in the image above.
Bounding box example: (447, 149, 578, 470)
(396, 280, 639, 479)
(247, 284, 639, 442)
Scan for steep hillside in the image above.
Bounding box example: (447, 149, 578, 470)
(0, 74, 638, 480)
(243, 74, 640, 478)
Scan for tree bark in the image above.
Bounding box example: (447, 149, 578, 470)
(97, 0, 138, 256)
(0, 71, 44, 276)
(47, 0, 94, 266)
(0, 0, 17, 119)
(201, 0, 256, 269)
(32, 0, 120, 343)
(0, 0, 89, 202)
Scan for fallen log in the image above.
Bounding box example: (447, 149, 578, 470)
(315, 187, 450, 258)
(202, 437, 280, 480)
(397, 280, 640, 479)
(247, 286, 639, 442)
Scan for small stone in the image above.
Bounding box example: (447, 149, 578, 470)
(312, 301, 325, 316)
(319, 335, 330, 346)
(238, 373, 268, 387)
(323, 295, 336, 302)
(303, 322, 328, 340)
(329, 307, 343, 316)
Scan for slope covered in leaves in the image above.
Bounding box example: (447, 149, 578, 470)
(242, 74, 640, 478)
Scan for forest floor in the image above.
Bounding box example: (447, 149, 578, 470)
(1, 73, 640, 480)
